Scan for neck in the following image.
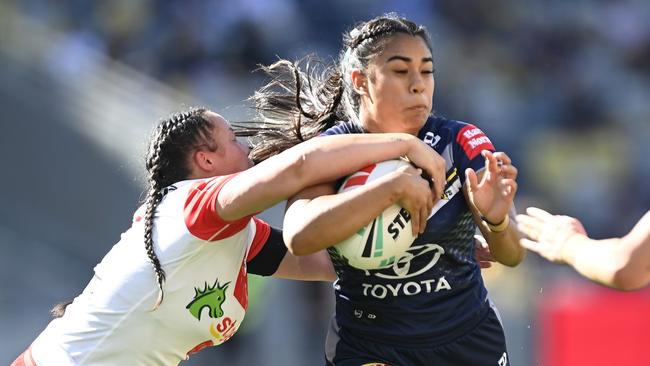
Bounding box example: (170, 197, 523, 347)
(358, 114, 420, 136)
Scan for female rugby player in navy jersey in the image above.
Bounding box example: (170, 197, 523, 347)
(246, 13, 524, 366)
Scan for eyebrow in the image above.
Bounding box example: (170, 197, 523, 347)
(386, 55, 433, 64)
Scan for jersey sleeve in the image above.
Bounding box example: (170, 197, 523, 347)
(454, 123, 495, 181)
(183, 174, 254, 241)
(246, 224, 287, 276)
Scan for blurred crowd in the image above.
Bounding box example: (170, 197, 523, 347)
(1, 0, 649, 364)
(10, 0, 649, 238)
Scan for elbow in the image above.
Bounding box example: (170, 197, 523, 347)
(496, 247, 526, 268)
(608, 238, 647, 291)
(498, 248, 526, 267)
(284, 230, 318, 257)
(499, 255, 524, 268)
(611, 266, 646, 291)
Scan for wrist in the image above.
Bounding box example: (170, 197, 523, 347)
(561, 232, 589, 264)
(481, 215, 509, 233)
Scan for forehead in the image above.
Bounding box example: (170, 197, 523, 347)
(375, 33, 432, 62)
(203, 111, 230, 130)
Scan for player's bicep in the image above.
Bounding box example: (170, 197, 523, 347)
(216, 164, 289, 221)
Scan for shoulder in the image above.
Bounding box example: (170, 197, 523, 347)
(421, 116, 494, 160)
(322, 121, 365, 136)
(423, 115, 477, 134)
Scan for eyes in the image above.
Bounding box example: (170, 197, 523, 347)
(393, 69, 435, 75)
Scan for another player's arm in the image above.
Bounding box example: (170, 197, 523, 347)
(283, 166, 433, 256)
(272, 250, 336, 281)
(217, 133, 443, 221)
(519, 209, 650, 290)
(247, 227, 335, 281)
(568, 211, 650, 290)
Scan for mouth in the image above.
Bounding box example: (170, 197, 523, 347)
(406, 105, 430, 113)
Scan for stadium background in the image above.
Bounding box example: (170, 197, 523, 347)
(1, 1, 649, 364)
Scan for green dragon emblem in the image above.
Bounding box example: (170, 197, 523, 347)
(186, 279, 230, 321)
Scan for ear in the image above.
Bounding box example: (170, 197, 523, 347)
(193, 150, 216, 173)
(351, 69, 369, 96)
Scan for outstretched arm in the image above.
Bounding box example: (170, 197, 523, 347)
(465, 151, 525, 267)
(518, 208, 650, 290)
(217, 133, 445, 221)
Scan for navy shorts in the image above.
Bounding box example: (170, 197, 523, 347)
(325, 303, 508, 366)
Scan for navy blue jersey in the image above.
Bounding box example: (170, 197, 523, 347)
(322, 116, 497, 344)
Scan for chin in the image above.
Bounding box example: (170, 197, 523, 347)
(405, 117, 428, 133)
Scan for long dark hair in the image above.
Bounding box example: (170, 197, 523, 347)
(52, 107, 217, 317)
(234, 13, 433, 163)
(143, 107, 216, 309)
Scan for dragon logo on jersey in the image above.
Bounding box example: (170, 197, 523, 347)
(186, 279, 230, 321)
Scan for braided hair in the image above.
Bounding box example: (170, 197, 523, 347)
(48, 107, 216, 316)
(144, 107, 215, 309)
(235, 13, 432, 163)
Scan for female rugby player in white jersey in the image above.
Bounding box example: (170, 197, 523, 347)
(12, 107, 443, 365)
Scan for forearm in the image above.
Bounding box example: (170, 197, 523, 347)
(284, 178, 403, 255)
(286, 133, 420, 187)
(478, 215, 526, 266)
(221, 133, 420, 220)
(569, 211, 650, 290)
(565, 235, 630, 289)
(272, 250, 336, 281)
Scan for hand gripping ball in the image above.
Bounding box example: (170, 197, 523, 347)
(332, 159, 417, 270)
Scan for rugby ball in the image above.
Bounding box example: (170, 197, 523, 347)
(332, 159, 417, 270)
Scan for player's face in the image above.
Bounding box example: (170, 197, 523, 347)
(203, 111, 253, 175)
(359, 33, 434, 135)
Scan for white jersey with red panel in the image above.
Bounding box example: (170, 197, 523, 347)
(31, 175, 272, 365)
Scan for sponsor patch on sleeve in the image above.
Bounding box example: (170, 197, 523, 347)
(456, 124, 495, 160)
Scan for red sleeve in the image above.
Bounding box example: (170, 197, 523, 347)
(247, 218, 271, 262)
(456, 124, 495, 160)
(183, 174, 254, 241)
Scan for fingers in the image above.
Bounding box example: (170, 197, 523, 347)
(492, 151, 518, 180)
(410, 209, 421, 236)
(482, 150, 499, 177)
(526, 206, 554, 220)
(478, 261, 493, 269)
(465, 168, 478, 193)
(499, 163, 518, 180)
(520, 238, 544, 253)
(420, 204, 429, 234)
(432, 169, 445, 203)
(515, 213, 542, 240)
(473, 235, 495, 268)
(492, 151, 512, 166)
(474, 234, 489, 249)
(411, 158, 444, 203)
(501, 178, 518, 198)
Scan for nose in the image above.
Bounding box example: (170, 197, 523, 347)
(410, 73, 425, 94)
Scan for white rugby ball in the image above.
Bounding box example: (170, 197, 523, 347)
(332, 159, 417, 270)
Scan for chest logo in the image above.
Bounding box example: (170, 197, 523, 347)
(186, 279, 230, 321)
